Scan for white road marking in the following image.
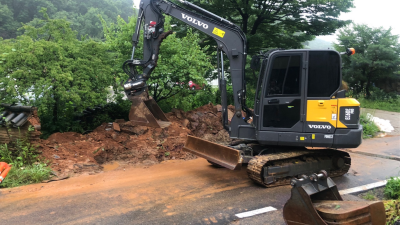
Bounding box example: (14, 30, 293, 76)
(339, 177, 400, 195)
(235, 206, 277, 218)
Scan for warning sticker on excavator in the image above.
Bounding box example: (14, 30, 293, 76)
(213, 27, 226, 38)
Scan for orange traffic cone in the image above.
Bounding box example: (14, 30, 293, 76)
(0, 162, 11, 184)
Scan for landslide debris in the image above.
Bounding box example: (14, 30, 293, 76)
(37, 103, 232, 177)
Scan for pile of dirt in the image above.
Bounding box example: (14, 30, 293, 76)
(36, 103, 233, 177)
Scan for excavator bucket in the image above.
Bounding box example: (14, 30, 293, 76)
(129, 96, 170, 128)
(183, 135, 242, 170)
(283, 171, 386, 225)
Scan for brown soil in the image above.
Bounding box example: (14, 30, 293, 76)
(27, 108, 41, 127)
(36, 103, 233, 177)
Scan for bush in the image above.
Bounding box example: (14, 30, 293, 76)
(385, 177, 400, 200)
(360, 113, 380, 139)
(368, 87, 399, 102)
(158, 87, 219, 112)
(0, 128, 41, 167)
(383, 177, 400, 224)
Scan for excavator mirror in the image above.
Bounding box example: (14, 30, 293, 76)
(250, 55, 261, 71)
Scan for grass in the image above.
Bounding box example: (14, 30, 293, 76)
(362, 190, 376, 200)
(358, 98, 400, 113)
(0, 125, 53, 188)
(0, 163, 52, 188)
(359, 113, 380, 139)
(384, 200, 399, 225)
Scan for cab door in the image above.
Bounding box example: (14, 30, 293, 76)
(260, 52, 306, 133)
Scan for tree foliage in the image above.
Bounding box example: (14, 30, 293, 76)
(335, 24, 400, 98)
(0, 9, 114, 134)
(187, 0, 353, 54)
(102, 15, 214, 106)
(0, 0, 133, 39)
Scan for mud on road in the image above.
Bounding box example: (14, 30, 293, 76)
(37, 104, 232, 177)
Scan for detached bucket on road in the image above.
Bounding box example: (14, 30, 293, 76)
(183, 135, 242, 170)
(283, 171, 386, 225)
(129, 96, 170, 128)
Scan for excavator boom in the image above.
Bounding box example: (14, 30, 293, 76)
(123, 0, 251, 132)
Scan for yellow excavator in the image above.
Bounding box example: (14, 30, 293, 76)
(124, 1, 388, 223)
(124, 0, 361, 188)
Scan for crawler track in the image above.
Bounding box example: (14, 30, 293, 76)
(247, 149, 351, 188)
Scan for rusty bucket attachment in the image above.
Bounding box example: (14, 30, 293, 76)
(128, 96, 170, 128)
(283, 171, 386, 225)
(183, 136, 242, 170)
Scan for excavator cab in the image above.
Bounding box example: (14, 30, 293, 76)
(251, 50, 362, 148)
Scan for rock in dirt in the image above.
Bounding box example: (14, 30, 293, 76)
(36, 103, 234, 177)
(112, 122, 121, 131)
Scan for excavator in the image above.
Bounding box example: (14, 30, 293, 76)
(123, 1, 389, 223)
(124, 0, 362, 188)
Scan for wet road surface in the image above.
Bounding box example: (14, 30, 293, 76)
(1, 137, 399, 225)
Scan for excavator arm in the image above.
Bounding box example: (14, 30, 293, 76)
(123, 0, 251, 132)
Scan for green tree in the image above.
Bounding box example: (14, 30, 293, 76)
(187, 0, 353, 55)
(0, 9, 114, 134)
(102, 15, 213, 106)
(0, 2, 18, 39)
(335, 24, 400, 98)
(0, 0, 134, 39)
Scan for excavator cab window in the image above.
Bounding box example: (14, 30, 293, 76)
(307, 51, 341, 98)
(256, 60, 268, 101)
(266, 56, 301, 97)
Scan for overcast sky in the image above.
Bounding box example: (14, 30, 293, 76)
(318, 0, 399, 43)
(132, 0, 398, 43)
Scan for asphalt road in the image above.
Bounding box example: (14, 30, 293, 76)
(1, 136, 399, 225)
